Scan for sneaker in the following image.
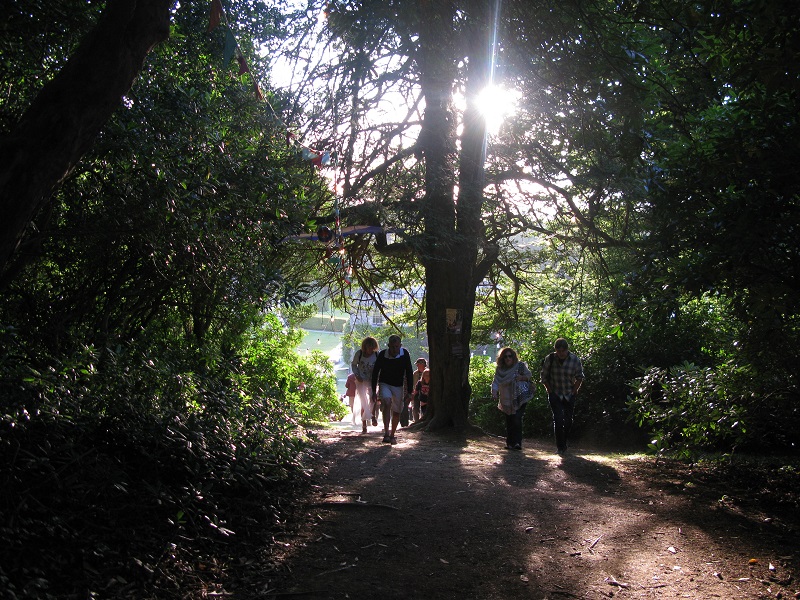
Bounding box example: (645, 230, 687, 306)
(389, 436, 397, 445)
(372, 417, 378, 426)
(382, 435, 391, 443)
(512, 443, 522, 450)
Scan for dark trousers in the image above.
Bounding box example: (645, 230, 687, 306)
(505, 402, 527, 447)
(548, 394, 575, 451)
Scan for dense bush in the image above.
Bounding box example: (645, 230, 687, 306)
(468, 355, 504, 435)
(0, 312, 343, 598)
(629, 359, 799, 459)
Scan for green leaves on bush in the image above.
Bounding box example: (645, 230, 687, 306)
(628, 361, 750, 460)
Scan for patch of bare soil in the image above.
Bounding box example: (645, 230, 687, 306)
(256, 423, 798, 600)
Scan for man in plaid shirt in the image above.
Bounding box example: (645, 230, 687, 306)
(540, 338, 585, 455)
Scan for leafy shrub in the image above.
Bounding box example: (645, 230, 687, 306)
(628, 360, 751, 459)
(239, 313, 345, 424)
(0, 310, 344, 598)
(468, 355, 504, 435)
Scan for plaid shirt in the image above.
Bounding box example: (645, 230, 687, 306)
(540, 352, 585, 398)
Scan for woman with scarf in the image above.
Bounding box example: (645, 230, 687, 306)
(492, 347, 535, 450)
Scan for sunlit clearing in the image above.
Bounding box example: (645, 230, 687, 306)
(475, 85, 518, 135)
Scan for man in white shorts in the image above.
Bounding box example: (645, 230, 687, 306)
(371, 334, 414, 444)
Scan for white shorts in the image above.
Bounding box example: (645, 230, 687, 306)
(379, 383, 405, 414)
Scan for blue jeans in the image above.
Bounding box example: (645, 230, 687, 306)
(548, 393, 575, 451)
(505, 402, 527, 447)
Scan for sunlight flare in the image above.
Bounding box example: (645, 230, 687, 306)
(474, 84, 518, 135)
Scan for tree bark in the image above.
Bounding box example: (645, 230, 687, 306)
(0, 0, 173, 278)
(418, 0, 492, 431)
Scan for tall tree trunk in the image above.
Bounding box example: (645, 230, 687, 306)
(0, 0, 173, 280)
(418, 0, 492, 431)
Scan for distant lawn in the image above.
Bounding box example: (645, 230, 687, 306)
(300, 313, 349, 333)
(298, 329, 342, 356)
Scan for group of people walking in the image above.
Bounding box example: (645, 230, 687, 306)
(343, 335, 429, 444)
(492, 338, 584, 454)
(343, 334, 584, 454)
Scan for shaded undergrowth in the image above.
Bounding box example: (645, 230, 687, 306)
(0, 404, 317, 599)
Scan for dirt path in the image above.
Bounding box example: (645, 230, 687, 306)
(261, 422, 798, 600)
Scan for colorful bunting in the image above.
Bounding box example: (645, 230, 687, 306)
(223, 28, 237, 67)
(208, 0, 223, 32)
(236, 53, 249, 75)
(207, 1, 352, 284)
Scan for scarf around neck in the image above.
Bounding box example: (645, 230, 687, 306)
(495, 361, 526, 414)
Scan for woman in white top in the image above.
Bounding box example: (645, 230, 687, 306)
(351, 337, 379, 433)
(491, 347, 534, 450)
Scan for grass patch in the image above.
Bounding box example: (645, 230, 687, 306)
(300, 314, 349, 332)
(298, 330, 342, 355)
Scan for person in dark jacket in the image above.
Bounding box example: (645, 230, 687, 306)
(371, 334, 414, 444)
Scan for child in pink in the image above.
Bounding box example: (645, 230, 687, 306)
(345, 372, 357, 425)
(415, 368, 431, 418)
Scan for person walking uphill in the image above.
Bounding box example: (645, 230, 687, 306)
(492, 347, 534, 450)
(352, 337, 379, 433)
(344, 372, 357, 425)
(371, 334, 414, 445)
(540, 338, 584, 455)
(411, 358, 427, 422)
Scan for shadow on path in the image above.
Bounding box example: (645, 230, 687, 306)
(258, 427, 798, 600)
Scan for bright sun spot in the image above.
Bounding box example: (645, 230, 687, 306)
(475, 85, 518, 135)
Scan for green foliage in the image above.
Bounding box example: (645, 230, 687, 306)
(0, 4, 345, 595)
(468, 355, 504, 435)
(0, 308, 343, 597)
(240, 314, 345, 423)
(627, 0, 800, 374)
(628, 361, 752, 460)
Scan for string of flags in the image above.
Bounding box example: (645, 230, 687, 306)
(208, 0, 263, 100)
(208, 0, 355, 284)
(207, 1, 401, 288)
(207, 0, 335, 170)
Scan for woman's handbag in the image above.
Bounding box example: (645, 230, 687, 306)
(516, 364, 534, 402)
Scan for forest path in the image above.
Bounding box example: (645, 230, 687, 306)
(260, 423, 797, 599)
